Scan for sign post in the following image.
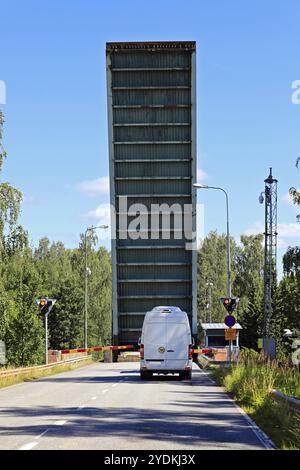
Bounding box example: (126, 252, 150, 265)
(225, 328, 236, 341)
(220, 297, 239, 363)
(224, 314, 236, 363)
(37, 298, 56, 364)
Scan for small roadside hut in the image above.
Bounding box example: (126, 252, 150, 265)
(200, 323, 242, 361)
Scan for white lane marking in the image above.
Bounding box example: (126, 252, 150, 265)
(230, 400, 276, 450)
(199, 368, 275, 449)
(36, 429, 49, 439)
(18, 442, 38, 451)
(54, 420, 66, 426)
(90, 396, 97, 400)
(102, 389, 108, 394)
(112, 383, 118, 388)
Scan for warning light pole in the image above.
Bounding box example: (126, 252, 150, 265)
(194, 183, 235, 362)
(37, 298, 56, 364)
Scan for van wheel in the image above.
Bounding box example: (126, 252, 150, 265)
(140, 371, 150, 380)
(185, 371, 192, 381)
(179, 371, 192, 380)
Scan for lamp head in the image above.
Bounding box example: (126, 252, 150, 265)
(193, 183, 209, 189)
(259, 192, 264, 204)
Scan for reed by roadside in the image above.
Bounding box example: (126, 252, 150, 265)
(211, 349, 300, 450)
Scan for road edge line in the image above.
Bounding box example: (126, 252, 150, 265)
(197, 365, 276, 450)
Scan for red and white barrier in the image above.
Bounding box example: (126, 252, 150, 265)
(61, 345, 134, 355)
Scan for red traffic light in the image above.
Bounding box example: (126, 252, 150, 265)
(37, 298, 54, 315)
(220, 297, 239, 313)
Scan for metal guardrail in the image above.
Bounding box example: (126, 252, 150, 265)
(270, 389, 300, 414)
(0, 356, 92, 378)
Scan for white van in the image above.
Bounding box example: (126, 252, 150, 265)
(139, 306, 193, 380)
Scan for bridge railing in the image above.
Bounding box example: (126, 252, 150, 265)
(0, 356, 91, 378)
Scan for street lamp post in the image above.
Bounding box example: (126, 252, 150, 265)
(193, 183, 233, 362)
(193, 184, 232, 298)
(84, 224, 108, 349)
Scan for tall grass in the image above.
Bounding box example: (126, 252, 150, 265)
(212, 349, 300, 450)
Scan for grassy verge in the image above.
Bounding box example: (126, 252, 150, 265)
(0, 358, 94, 390)
(210, 351, 300, 450)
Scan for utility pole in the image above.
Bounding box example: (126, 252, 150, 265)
(205, 282, 213, 323)
(260, 168, 278, 358)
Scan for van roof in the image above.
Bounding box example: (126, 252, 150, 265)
(145, 306, 188, 322)
(151, 306, 183, 313)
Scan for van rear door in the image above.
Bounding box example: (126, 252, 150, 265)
(166, 322, 189, 370)
(144, 322, 166, 365)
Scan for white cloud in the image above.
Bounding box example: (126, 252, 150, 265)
(243, 221, 300, 250)
(84, 203, 111, 224)
(277, 238, 289, 250)
(83, 203, 111, 239)
(277, 223, 300, 238)
(282, 191, 293, 205)
(21, 194, 35, 204)
(77, 176, 110, 197)
(243, 221, 264, 236)
(197, 167, 207, 181)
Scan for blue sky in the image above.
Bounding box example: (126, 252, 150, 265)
(1, 0, 300, 272)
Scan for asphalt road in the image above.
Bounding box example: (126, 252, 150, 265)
(0, 362, 273, 450)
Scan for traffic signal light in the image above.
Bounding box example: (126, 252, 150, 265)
(37, 298, 53, 315)
(220, 297, 238, 313)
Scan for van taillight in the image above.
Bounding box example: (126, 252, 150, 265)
(140, 344, 144, 359)
(188, 344, 193, 359)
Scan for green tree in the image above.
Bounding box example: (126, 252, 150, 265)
(289, 157, 300, 220)
(43, 235, 112, 351)
(87, 246, 112, 346)
(0, 112, 113, 363)
(4, 233, 44, 366)
(197, 231, 236, 323)
(277, 246, 300, 331)
(48, 275, 84, 350)
(0, 112, 22, 234)
(234, 234, 264, 348)
(0, 113, 43, 365)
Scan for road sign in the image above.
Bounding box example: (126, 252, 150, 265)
(225, 328, 236, 341)
(224, 315, 236, 328)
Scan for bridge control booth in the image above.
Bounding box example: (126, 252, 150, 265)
(200, 323, 242, 362)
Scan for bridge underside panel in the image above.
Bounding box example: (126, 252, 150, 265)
(107, 42, 197, 345)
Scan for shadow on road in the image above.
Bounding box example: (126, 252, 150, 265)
(35, 371, 196, 384)
(0, 368, 265, 449)
(0, 404, 262, 449)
